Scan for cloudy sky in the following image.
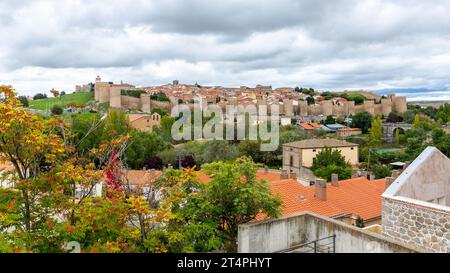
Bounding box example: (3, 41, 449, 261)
(2, 0, 450, 96)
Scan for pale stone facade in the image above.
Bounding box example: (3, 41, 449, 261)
(283, 139, 359, 176)
(128, 113, 161, 132)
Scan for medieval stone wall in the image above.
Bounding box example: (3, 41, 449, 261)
(150, 100, 172, 111)
(109, 86, 122, 108)
(121, 95, 140, 109)
(382, 197, 450, 253)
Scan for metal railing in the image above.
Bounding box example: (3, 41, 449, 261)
(274, 234, 336, 253)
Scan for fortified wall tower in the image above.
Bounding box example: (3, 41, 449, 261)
(321, 100, 333, 116)
(391, 95, 407, 113)
(283, 99, 294, 117)
(380, 98, 392, 116)
(94, 76, 112, 104)
(94, 76, 152, 113)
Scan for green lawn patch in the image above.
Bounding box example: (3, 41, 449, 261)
(28, 92, 94, 110)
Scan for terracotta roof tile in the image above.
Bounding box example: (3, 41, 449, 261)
(298, 122, 321, 130)
(267, 177, 386, 220)
(196, 170, 385, 221)
(284, 138, 358, 149)
(104, 169, 162, 186)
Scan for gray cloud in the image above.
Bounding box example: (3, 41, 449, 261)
(1, 0, 450, 96)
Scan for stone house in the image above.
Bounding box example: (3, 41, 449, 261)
(282, 139, 359, 175)
(128, 113, 161, 132)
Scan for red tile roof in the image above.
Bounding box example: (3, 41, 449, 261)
(196, 170, 385, 221)
(298, 122, 321, 130)
(264, 176, 385, 221)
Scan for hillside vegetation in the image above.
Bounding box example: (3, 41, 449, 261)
(28, 92, 94, 110)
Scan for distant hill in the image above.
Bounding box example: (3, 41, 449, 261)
(28, 92, 94, 110)
(372, 88, 435, 96)
(334, 90, 381, 100)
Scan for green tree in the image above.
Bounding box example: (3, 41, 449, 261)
(237, 140, 265, 163)
(313, 164, 352, 181)
(311, 148, 351, 181)
(311, 147, 348, 170)
(125, 130, 171, 169)
(412, 114, 421, 130)
(386, 111, 403, 123)
(157, 115, 176, 141)
(431, 128, 450, 157)
(353, 96, 364, 105)
(103, 110, 130, 140)
(324, 115, 336, 125)
(435, 103, 450, 124)
(372, 164, 392, 179)
(17, 96, 29, 107)
(402, 110, 416, 123)
(200, 140, 237, 164)
(368, 115, 382, 146)
(70, 112, 105, 153)
(51, 104, 63, 115)
(197, 157, 282, 252)
(404, 132, 427, 160)
(306, 96, 315, 105)
(351, 112, 372, 133)
(157, 149, 177, 166)
(32, 93, 47, 100)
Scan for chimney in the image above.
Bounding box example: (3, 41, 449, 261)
(280, 169, 288, 179)
(314, 179, 327, 201)
(289, 172, 297, 180)
(368, 173, 375, 181)
(385, 177, 395, 189)
(331, 174, 339, 187)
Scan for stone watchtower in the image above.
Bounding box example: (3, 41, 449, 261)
(283, 99, 294, 117)
(94, 75, 112, 104)
(140, 93, 151, 113)
(298, 100, 308, 116)
(392, 96, 407, 113)
(380, 98, 393, 116)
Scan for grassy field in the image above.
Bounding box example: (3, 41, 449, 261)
(28, 92, 94, 110)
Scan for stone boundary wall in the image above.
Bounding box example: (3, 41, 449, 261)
(382, 196, 450, 253)
(238, 211, 420, 253)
